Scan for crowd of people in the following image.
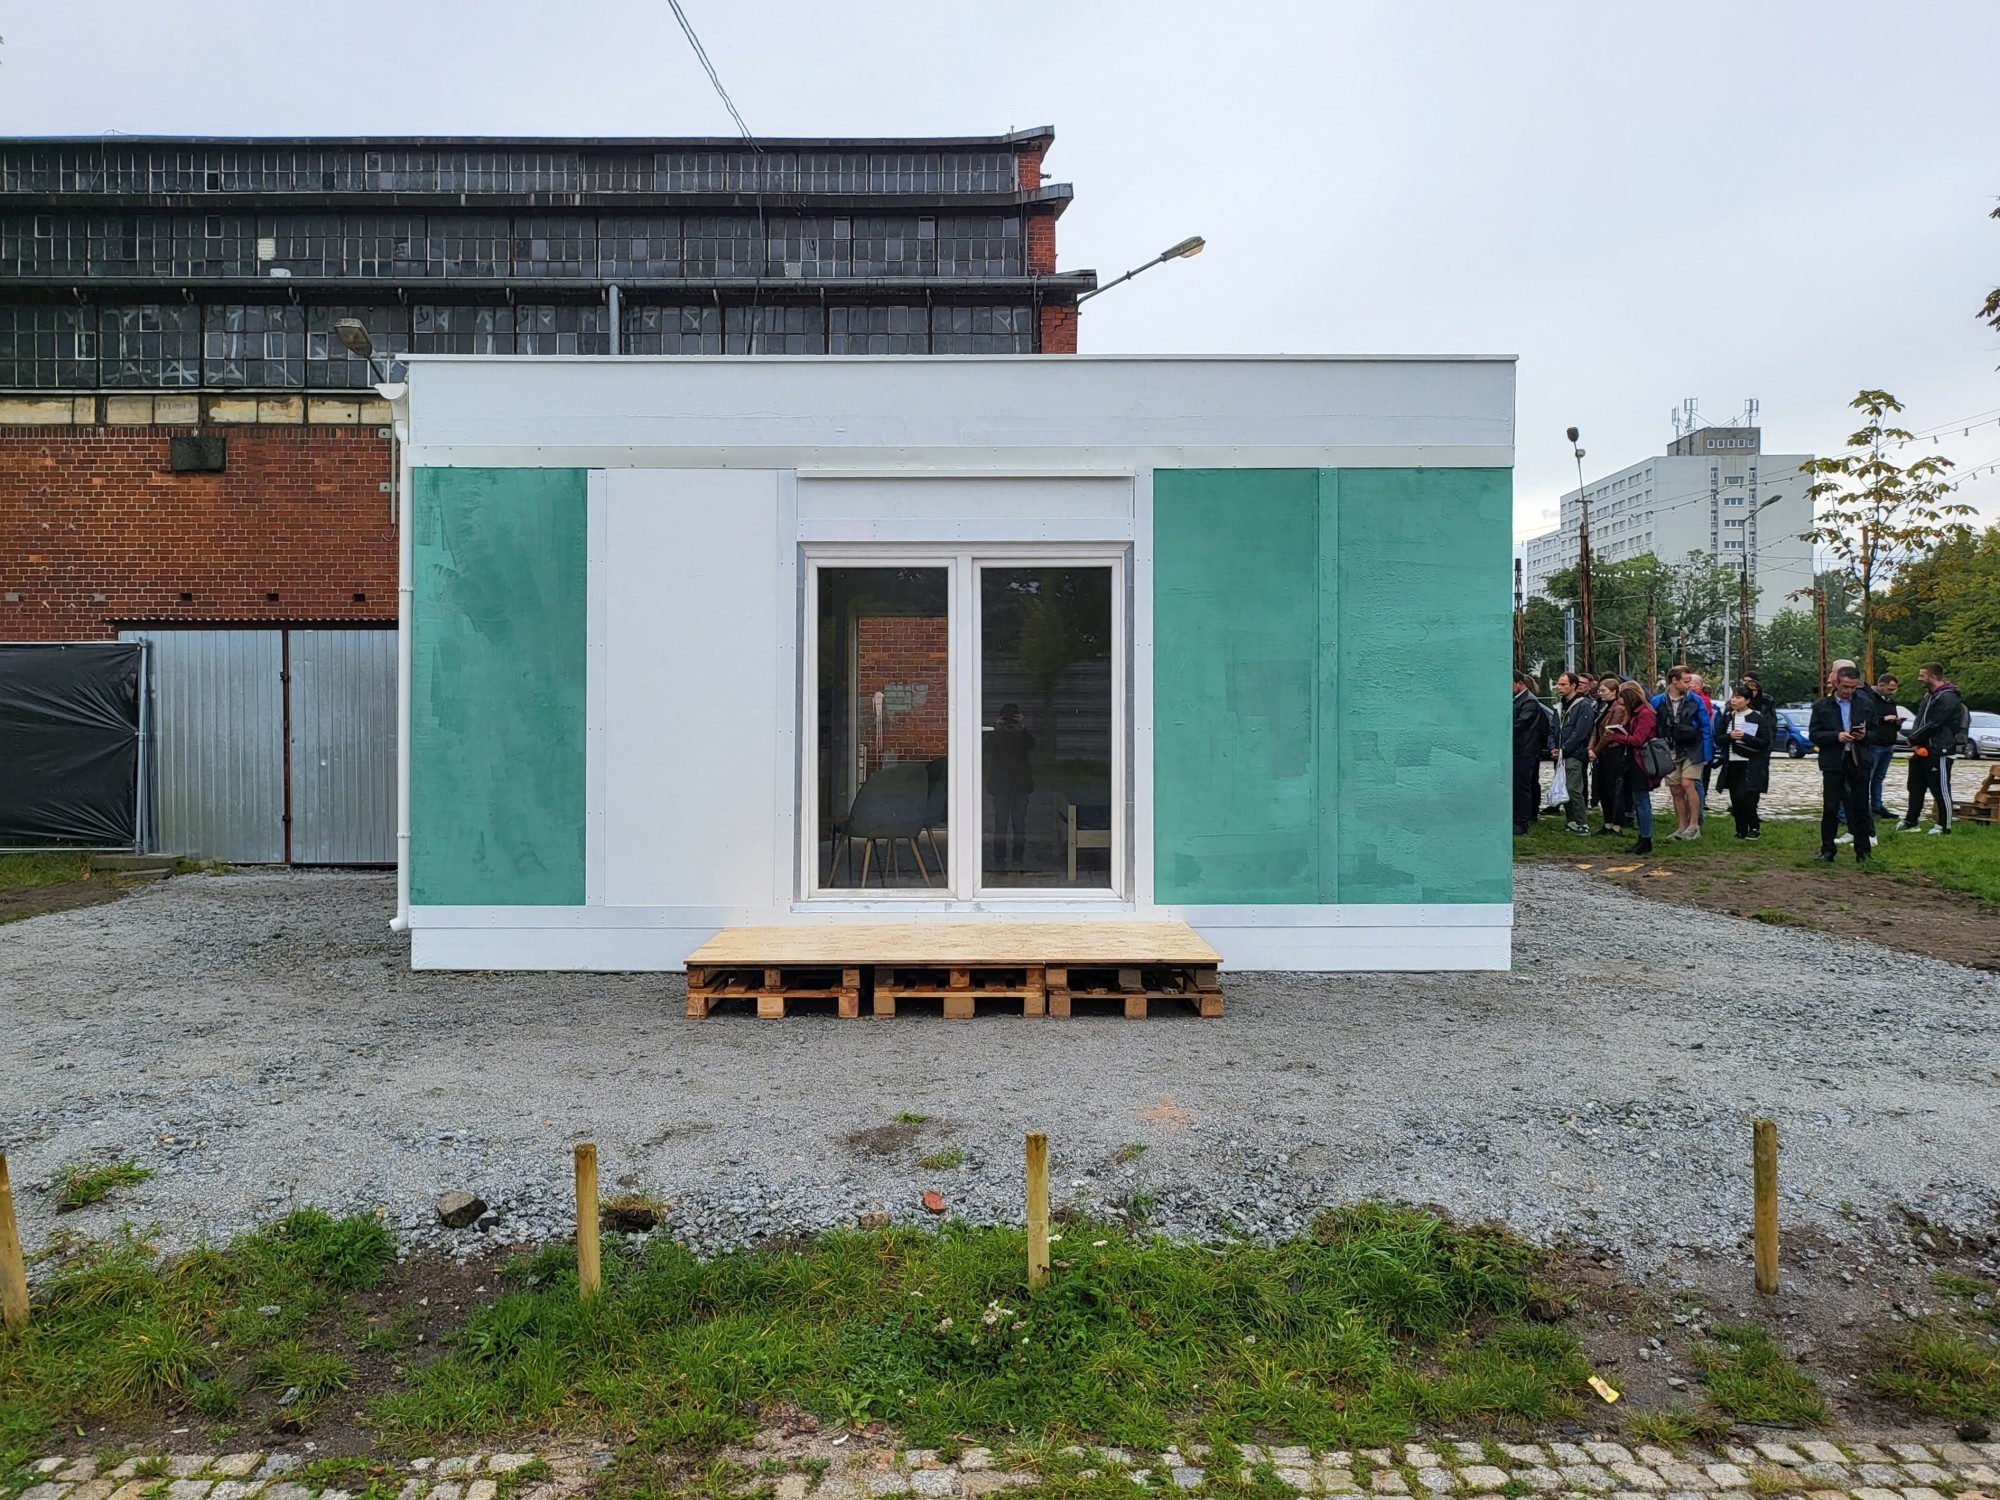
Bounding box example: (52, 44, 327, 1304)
(1512, 659, 1968, 861)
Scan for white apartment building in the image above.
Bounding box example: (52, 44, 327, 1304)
(1519, 426, 1814, 625)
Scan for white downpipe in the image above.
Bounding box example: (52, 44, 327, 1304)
(607, 284, 621, 355)
(390, 398, 414, 934)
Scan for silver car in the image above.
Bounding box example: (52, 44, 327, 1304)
(1966, 710, 2000, 758)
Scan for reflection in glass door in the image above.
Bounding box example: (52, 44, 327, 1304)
(816, 566, 950, 890)
(979, 566, 1114, 888)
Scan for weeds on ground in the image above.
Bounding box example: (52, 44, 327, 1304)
(1113, 1143, 1148, 1164)
(1686, 1322, 1830, 1427)
(1867, 1315, 2000, 1421)
(373, 1203, 1586, 1453)
(53, 1160, 153, 1212)
(916, 1149, 966, 1171)
(894, 1112, 928, 1126)
(0, 1209, 395, 1469)
(1623, 1404, 1730, 1446)
(0, 852, 94, 891)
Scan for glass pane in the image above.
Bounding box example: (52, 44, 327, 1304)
(980, 567, 1114, 888)
(817, 567, 950, 891)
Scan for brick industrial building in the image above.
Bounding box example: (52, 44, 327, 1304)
(0, 130, 1093, 859)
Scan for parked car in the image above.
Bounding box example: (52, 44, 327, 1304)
(1965, 710, 2000, 758)
(1774, 706, 1813, 758)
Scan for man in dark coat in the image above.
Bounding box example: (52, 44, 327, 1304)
(1555, 671, 1598, 834)
(1903, 661, 1965, 834)
(1809, 666, 1880, 862)
(1512, 671, 1554, 836)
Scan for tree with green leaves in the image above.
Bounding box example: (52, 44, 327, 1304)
(1801, 390, 1971, 679)
(1883, 524, 2000, 710)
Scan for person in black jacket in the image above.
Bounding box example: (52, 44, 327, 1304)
(1714, 682, 1774, 838)
(1555, 671, 1598, 834)
(1512, 670, 1554, 836)
(1809, 666, 1880, 862)
(1903, 661, 1964, 834)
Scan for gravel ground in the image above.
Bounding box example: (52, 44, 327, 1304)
(3, 867, 1996, 1279)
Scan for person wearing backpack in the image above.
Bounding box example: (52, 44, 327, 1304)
(1902, 661, 1964, 835)
(1650, 666, 1713, 841)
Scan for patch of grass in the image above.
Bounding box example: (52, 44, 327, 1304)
(1516, 811, 2000, 904)
(1866, 1316, 2000, 1421)
(1746, 1465, 1796, 1495)
(894, 1112, 928, 1125)
(0, 1209, 395, 1471)
(1624, 1404, 1731, 1446)
(916, 1149, 966, 1171)
(0, 851, 93, 890)
(1113, 1143, 1148, 1164)
(53, 1160, 154, 1212)
(1932, 1271, 1995, 1300)
(172, 858, 231, 877)
(1749, 909, 1802, 926)
(373, 1203, 1586, 1452)
(1687, 1322, 1830, 1427)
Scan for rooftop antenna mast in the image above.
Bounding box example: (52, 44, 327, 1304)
(1744, 396, 1759, 431)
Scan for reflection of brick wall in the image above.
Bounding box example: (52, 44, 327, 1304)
(856, 615, 948, 772)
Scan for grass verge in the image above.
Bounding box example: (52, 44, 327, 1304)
(53, 1160, 153, 1213)
(1686, 1323, 1830, 1427)
(1515, 809, 2000, 904)
(2, 1205, 1588, 1467)
(1865, 1271, 2000, 1421)
(0, 852, 94, 891)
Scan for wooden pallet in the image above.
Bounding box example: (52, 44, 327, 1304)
(873, 963, 1047, 1018)
(1048, 963, 1223, 1019)
(681, 922, 1223, 1021)
(685, 963, 863, 1019)
(1962, 765, 2000, 825)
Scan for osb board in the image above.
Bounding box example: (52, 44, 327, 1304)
(685, 921, 1220, 967)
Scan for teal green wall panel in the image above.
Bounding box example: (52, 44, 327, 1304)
(1153, 466, 1512, 908)
(1153, 468, 1321, 903)
(1334, 468, 1512, 903)
(411, 467, 587, 906)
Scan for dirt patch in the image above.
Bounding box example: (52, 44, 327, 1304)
(842, 1122, 925, 1157)
(0, 877, 130, 925)
(1563, 857, 2000, 970)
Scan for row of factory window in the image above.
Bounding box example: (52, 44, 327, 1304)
(0, 148, 1022, 197)
(1, 213, 1026, 281)
(0, 302, 1039, 386)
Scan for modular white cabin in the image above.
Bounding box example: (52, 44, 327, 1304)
(391, 354, 1516, 972)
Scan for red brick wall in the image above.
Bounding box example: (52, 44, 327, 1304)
(854, 615, 948, 772)
(1040, 305, 1078, 354)
(0, 425, 396, 640)
(1026, 212, 1057, 276)
(1016, 147, 1043, 193)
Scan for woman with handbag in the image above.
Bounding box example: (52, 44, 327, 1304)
(1599, 681, 1660, 855)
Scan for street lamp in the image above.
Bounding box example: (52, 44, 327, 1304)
(331, 317, 402, 395)
(1566, 426, 1594, 674)
(1075, 235, 1206, 303)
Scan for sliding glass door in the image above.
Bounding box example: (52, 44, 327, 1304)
(806, 550, 1122, 900)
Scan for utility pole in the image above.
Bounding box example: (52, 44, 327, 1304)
(1567, 427, 1594, 673)
(1563, 605, 1576, 673)
(1737, 561, 1752, 680)
(1645, 585, 1658, 689)
(1813, 584, 1829, 691)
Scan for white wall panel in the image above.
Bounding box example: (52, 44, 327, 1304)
(600, 468, 783, 908)
(797, 476, 1132, 524)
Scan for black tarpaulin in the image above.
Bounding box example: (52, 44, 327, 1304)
(0, 642, 141, 847)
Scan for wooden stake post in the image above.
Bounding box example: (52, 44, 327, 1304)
(0, 1152, 30, 1330)
(1752, 1118, 1779, 1296)
(1025, 1132, 1050, 1294)
(574, 1143, 602, 1301)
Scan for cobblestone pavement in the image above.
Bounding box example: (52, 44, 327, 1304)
(12, 1436, 2000, 1500)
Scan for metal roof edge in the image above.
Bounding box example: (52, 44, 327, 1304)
(0, 129, 1057, 151)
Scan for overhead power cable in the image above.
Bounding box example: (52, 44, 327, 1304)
(666, 0, 754, 140)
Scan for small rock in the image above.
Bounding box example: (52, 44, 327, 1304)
(437, 1191, 487, 1229)
(858, 1211, 891, 1229)
(256, 1305, 282, 1317)
(276, 1385, 302, 1407)
(1171, 1469, 1205, 1490)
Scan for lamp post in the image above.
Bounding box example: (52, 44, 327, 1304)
(1075, 235, 1206, 304)
(1566, 427, 1594, 674)
(332, 319, 403, 521)
(1736, 493, 1784, 680)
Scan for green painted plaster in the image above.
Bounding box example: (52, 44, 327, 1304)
(410, 466, 587, 905)
(1334, 468, 1512, 903)
(1153, 468, 1321, 903)
(1152, 466, 1511, 906)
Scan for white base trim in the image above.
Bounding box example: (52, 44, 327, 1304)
(408, 903, 1513, 973)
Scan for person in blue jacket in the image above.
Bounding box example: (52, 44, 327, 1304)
(1650, 665, 1712, 841)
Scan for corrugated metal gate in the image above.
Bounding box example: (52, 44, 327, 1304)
(120, 627, 395, 864)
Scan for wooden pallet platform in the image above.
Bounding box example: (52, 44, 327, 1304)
(681, 922, 1222, 1020)
(1960, 766, 2000, 825)
(1048, 963, 1223, 1019)
(685, 963, 863, 1019)
(873, 964, 1047, 1018)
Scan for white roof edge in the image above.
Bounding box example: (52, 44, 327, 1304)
(394, 352, 1520, 365)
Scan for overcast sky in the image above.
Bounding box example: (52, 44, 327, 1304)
(4, 0, 1996, 536)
